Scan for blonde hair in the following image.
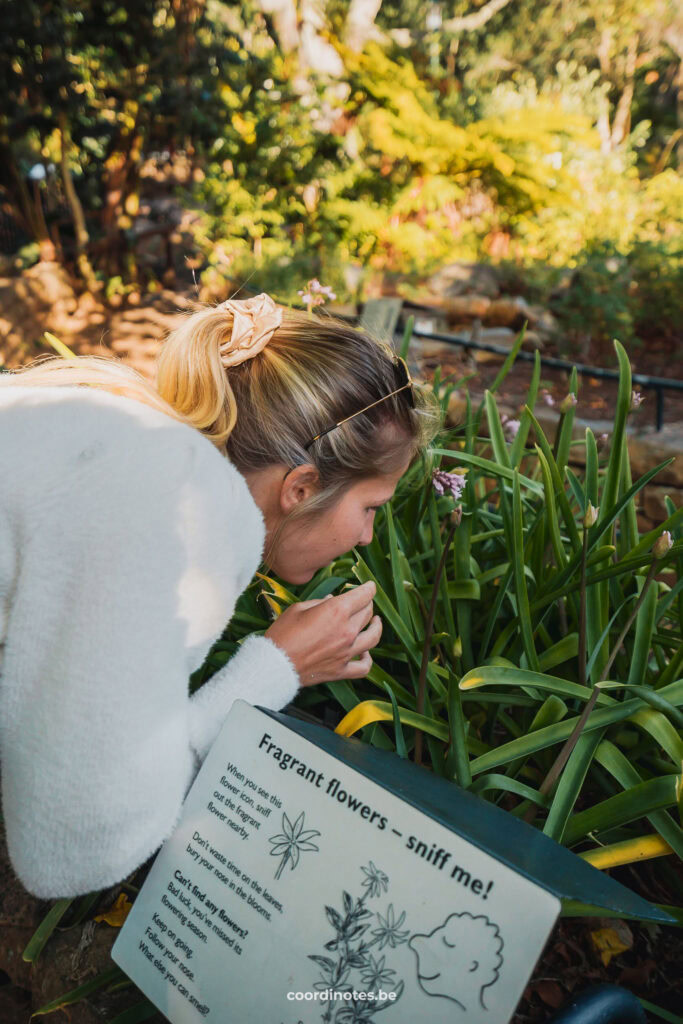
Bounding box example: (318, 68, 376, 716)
(1, 303, 440, 530)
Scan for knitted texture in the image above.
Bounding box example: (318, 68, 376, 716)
(0, 386, 300, 897)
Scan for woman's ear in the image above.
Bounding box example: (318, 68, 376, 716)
(279, 464, 321, 514)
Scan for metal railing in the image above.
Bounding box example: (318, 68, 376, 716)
(404, 319, 682, 433)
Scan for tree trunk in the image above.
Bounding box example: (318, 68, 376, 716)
(610, 35, 638, 149)
(255, 0, 300, 54)
(344, 0, 383, 52)
(443, 0, 514, 34)
(58, 113, 100, 293)
(0, 144, 57, 262)
(299, 0, 344, 75)
(101, 114, 143, 279)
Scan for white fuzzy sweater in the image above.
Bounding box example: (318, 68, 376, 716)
(0, 385, 300, 898)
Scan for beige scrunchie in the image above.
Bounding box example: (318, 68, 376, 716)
(217, 292, 283, 367)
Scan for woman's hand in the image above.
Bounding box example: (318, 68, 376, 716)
(264, 580, 381, 687)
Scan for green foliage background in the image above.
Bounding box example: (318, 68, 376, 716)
(2, 0, 682, 348)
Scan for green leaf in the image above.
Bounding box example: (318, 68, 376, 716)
(485, 390, 512, 470)
(595, 740, 683, 860)
(538, 633, 578, 671)
(399, 314, 414, 360)
(32, 966, 125, 1016)
(512, 469, 540, 671)
(596, 682, 683, 730)
(469, 679, 683, 775)
(638, 998, 683, 1024)
(599, 339, 632, 520)
(382, 681, 408, 758)
(445, 671, 471, 787)
(543, 729, 605, 843)
(470, 774, 550, 807)
(460, 665, 612, 706)
(23, 899, 73, 963)
(109, 1002, 160, 1024)
(628, 574, 658, 686)
(510, 349, 541, 468)
(563, 774, 681, 846)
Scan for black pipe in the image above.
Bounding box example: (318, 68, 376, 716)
(547, 985, 647, 1024)
(408, 324, 682, 392)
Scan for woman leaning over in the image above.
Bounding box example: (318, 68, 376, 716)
(0, 293, 439, 899)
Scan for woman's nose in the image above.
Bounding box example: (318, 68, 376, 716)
(358, 522, 374, 546)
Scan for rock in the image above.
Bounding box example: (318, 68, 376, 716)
(470, 327, 541, 362)
(22, 261, 78, 315)
(76, 291, 102, 316)
(628, 426, 683, 489)
(640, 484, 679, 525)
(522, 330, 544, 350)
(445, 390, 468, 427)
(527, 304, 559, 339)
(442, 295, 492, 322)
(427, 262, 500, 299)
(484, 296, 533, 328)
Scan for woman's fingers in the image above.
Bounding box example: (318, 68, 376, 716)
(341, 650, 373, 679)
(348, 614, 382, 659)
(339, 580, 376, 613)
(347, 601, 374, 635)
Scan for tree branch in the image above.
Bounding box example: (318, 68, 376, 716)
(443, 0, 514, 34)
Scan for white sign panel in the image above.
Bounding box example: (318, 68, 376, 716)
(112, 700, 559, 1023)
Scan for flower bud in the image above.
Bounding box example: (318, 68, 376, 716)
(584, 502, 599, 527)
(652, 530, 673, 559)
(559, 392, 577, 413)
(630, 390, 644, 411)
(450, 505, 463, 527)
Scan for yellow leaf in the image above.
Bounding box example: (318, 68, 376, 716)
(254, 572, 296, 605)
(43, 332, 77, 360)
(590, 925, 632, 967)
(261, 593, 284, 619)
(579, 834, 673, 870)
(94, 893, 132, 928)
(336, 700, 391, 737)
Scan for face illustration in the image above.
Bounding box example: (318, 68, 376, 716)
(267, 457, 411, 584)
(408, 913, 503, 1012)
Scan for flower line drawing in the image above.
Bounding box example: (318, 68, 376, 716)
(371, 904, 409, 950)
(307, 862, 407, 1022)
(268, 810, 320, 880)
(360, 861, 389, 899)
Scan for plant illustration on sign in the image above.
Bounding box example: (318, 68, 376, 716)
(307, 862, 407, 1022)
(268, 810, 321, 880)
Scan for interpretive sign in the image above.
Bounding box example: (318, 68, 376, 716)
(113, 700, 565, 1023)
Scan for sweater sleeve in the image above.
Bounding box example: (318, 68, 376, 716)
(188, 634, 300, 762)
(0, 407, 296, 898)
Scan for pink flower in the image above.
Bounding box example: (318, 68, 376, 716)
(504, 417, 520, 440)
(432, 469, 466, 500)
(500, 413, 521, 440)
(630, 390, 644, 411)
(541, 389, 555, 407)
(298, 279, 337, 307)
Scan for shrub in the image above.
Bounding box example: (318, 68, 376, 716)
(196, 332, 683, 896)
